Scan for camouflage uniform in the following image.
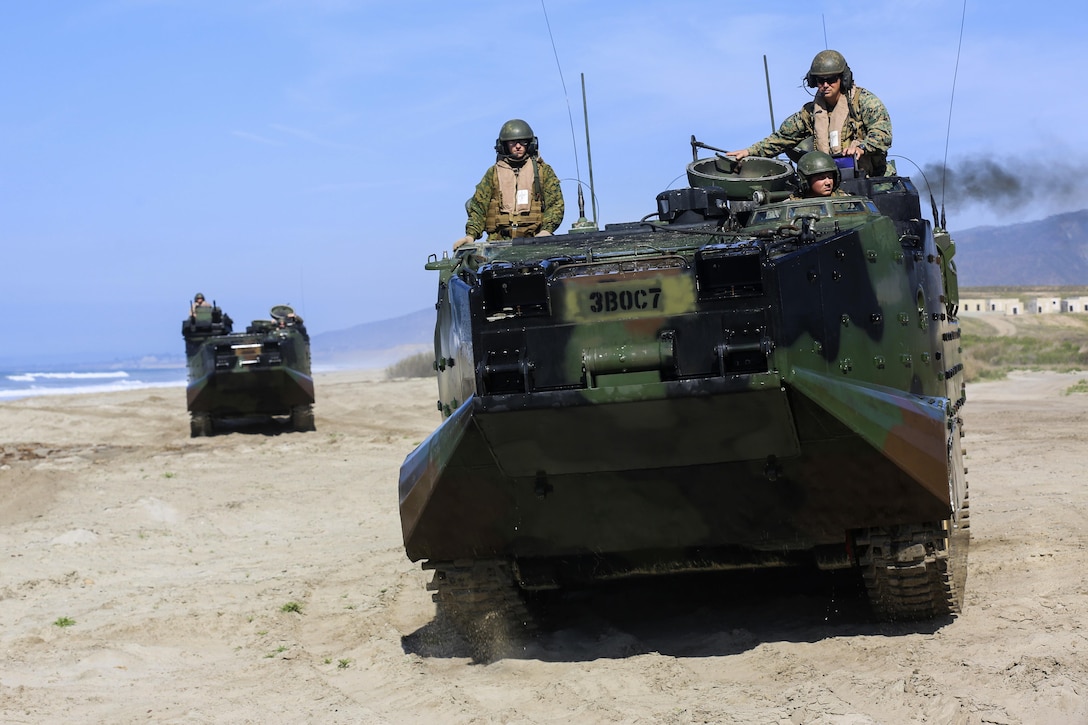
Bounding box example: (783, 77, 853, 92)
(747, 87, 892, 177)
(465, 156, 564, 240)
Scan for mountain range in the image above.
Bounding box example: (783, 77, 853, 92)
(311, 208, 1088, 364)
(311, 307, 433, 369)
(953, 209, 1088, 286)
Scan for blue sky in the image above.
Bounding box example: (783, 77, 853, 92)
(3, 0, 1084, 365)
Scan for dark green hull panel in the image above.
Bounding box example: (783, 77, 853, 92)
(187, 366, 315, 416)
(401, 372, 952, 570)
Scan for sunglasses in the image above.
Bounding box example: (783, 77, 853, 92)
(812, 75, 840, 86)
(507, 139, 529, 146)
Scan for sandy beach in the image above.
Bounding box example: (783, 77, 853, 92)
(2, 368, 1086, 724)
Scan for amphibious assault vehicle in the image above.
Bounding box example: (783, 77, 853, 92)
(399, 139, 968, 656)
(182, 303, 315, 437)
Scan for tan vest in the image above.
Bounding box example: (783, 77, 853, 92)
(812, 89, 854, 156)
(484, 159, 544, 238)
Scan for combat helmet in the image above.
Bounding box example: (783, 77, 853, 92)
(805, 49, 854, 91)
(796, 150, 841, 190)
(494, 118, 538, 158)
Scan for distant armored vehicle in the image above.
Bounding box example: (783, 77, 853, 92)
(182, 303, 315, 436)
(399, 139, 968, 658)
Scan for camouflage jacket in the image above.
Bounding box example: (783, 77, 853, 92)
(747, 86, 892, 174)
(465, 156, 564, 239)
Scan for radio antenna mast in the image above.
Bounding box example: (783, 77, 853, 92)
(763, 55, 776, 131)
(939, 0, 969, 230)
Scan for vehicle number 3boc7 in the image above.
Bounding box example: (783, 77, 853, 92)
(587, 287, 662, 314)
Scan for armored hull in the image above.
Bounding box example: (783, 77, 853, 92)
(182, 305, 315, 436)
(400, 154, 968, 655)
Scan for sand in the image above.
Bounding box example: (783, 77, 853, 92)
(2, 368, 1086, 724)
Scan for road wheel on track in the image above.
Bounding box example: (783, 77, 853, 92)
(857, 513, 969, 621)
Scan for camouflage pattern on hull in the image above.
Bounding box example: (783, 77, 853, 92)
(185, 341, 315, 416)
(182, 306, 315, 435)
(401, 151, 968, 654)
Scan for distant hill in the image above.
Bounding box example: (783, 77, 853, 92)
(953, 209, 1088, 286)
(310, 308, 432, 369)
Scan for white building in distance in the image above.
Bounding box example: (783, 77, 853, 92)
(960, 297, 1022, 315)
(1026, 297, 1062, 314)
(1061, 296, 1088, 313)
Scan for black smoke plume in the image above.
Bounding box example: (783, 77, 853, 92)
(920, 158, 1088, 214)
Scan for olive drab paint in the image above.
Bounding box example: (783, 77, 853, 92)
(181, 304, 316, 437)
(401, 144, 968, 659)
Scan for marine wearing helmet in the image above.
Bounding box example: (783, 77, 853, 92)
(792, 150, 849, 198)
(805, 50, 854, 92)
(728, 50, 892, 177)
(190, 292, 211, 317)
(495, 119, 538, 159)
(454, 119, 565, 249)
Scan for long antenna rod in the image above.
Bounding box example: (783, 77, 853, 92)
(581, 73, 597, 224)
(297, 267, 305, 321)
(540, 0, 581, 182)
(940, 0, 969, 230)
(763, 55, 775, 132)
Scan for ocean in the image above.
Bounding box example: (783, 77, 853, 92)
(0, 367, 189, 402)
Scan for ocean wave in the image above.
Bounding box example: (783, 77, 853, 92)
(0, 367, 187, 402)
(0, 378, 185, 401)
(6, 371, 131, 383)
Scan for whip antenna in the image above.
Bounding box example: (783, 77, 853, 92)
(940, 0, 969, 229)
(541, 0, 597, 229)
(540, 0, 581, 183)
(581, 73, 597, 225)
(763, 55, 776, 131)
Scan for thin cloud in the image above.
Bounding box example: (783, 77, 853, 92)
(268, 123, 360, 151)
(231, 130, 283, 146)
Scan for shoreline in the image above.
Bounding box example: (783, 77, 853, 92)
(0, 364, 390, 404)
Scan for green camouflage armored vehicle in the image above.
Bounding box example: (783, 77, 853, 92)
(182, 303, 315, 437)
(399, 139, 968, 657)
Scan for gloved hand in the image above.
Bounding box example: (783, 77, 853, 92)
(535, 229, 552, 237)
(453, 235, 475, 249)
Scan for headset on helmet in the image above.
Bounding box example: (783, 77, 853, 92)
(804, 49, 854, 92)
(494, 118, 538, 157)
(796, 150, 841, 190)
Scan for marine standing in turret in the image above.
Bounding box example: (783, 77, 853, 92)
(729, 50, 892, 177)
(190, 292, 211, 316)
(454, 119, 564, 249)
